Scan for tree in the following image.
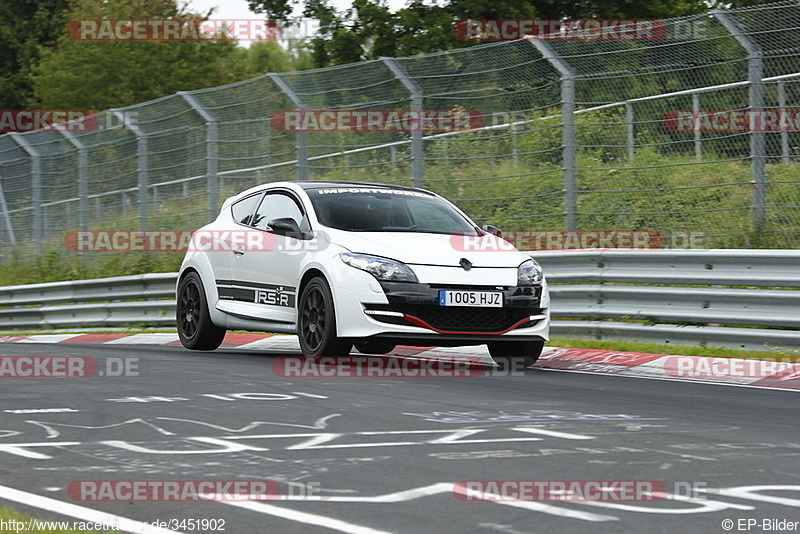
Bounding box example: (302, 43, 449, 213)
(228, 39, 314, 78)
(29, 0, 249, 110)
(247, 0, 736, 67)
(0, 0, 69, 109)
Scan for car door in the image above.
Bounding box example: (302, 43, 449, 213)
(210, 191, 263, 310)
(225, 190, 308, 325)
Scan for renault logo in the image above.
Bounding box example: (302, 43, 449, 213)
(459, 258, 472, 271)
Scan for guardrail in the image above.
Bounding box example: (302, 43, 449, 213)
(536, 249, 800, 351)
(0, 273, 176, 329)
(0, 250, 798, 351)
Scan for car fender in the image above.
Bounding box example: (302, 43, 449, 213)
(178, 249, 229, 328)
(298, 249, 390, 337)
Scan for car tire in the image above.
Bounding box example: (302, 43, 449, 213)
(177, 271, 226, 350)
(354, 339, 396, 354)
(488, 340, 544, 368)
(298, 277, 352, 357)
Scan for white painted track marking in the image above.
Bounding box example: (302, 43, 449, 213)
(0, 484, 181, 534)
(225, 500, 393, 534)
(225, 482, 618, 526)
(105, 333, 180, 344)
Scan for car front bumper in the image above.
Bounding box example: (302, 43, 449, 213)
(333, 277, 550, 345)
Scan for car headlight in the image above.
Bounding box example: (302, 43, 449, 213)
(340, 253, 419, 283)
(518, 258, 543, 285)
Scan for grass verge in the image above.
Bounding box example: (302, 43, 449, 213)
(0, 506, 115, 533)
(549, 337, 800, 361)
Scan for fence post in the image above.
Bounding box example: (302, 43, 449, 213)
(180, 92, 219, 221)
(692, 92, 702, 161)
(269, 73, 309, 181)
(9, 133, 41, 251)
(512, 120, 519, 164)
(531, 40, 577, 231)
(112, 109, 148, 231)
(381, 57, 424, 188)
(778, 80, 790, 164)
(59, 130, 89, 241)
(625, 103, 635, 161)
(0, 177, 16, 248)
(713, 10, 766, 231)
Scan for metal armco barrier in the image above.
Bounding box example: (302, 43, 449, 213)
(0, 273, 176, 329)
(535, 249, 800, 350)
(0, 250, 798, 351)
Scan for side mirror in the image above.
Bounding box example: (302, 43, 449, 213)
(481, 224, 503, 238)
(268, 218, 305, 239)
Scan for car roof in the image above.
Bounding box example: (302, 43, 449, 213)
(222, 180, 436, 210)
(294, 181, 428, 193)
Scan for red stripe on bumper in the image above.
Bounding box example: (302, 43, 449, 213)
(401, 314, 535, 335)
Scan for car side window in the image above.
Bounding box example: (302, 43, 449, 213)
(253, 192, 305, 231)
(231, 193, 262, 226)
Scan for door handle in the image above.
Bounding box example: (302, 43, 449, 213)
(233, 246, 245, 256)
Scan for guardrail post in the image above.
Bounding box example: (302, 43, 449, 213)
(269, 73, 309, 181)
(692, 93, 702, 161)
(180, 92, 220, 221)
(778, 81, 790, 164)
(112, 109, 148, 231)
(531, 40, 578, 231)
(713, 10, 766, 231)
(381, 57, 424, 189)
(8, 133, 41, 251)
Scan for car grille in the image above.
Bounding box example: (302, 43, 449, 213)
(369, 304, 541, 333)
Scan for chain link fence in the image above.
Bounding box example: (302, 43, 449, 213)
(1, 1, 800, 264)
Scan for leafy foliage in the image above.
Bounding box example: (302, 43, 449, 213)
(0, 0, 306, 111)
(30, 0, 247, 110)
(0, 0, 70, 108)
(247, 0, 761, 66)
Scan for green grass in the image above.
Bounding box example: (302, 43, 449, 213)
(3, 145, 799, 288)
(0, 250, 182, 287)
(0, 506, 115, 533)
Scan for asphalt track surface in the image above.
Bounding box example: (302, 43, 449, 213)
(0, 342, 798, 534)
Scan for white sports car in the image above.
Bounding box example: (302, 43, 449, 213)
(176, 181, 550, 365)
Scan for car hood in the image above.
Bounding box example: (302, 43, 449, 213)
(322, 229, 531, 268)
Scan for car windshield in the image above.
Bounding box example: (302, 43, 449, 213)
(307, 187, 480, 235)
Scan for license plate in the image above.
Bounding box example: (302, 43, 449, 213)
(438, 290, 503, 307)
